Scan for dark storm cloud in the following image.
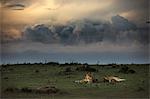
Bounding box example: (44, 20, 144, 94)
(111, 15, 137, 31)
(0, 0, 31, 4)
(23, 15, 149, 46)
(0, 32, 17, 43)
(0, 0, 27, 10)
(24, 24, 59, 43)
(4, 3, 25, 10)
(1, 0, 149, 64)
(0, 0, 33, 9)
(5, 3, 25, 8)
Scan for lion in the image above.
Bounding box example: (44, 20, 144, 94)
(103, 76, 125, 83)
(74, 72, 95, 83)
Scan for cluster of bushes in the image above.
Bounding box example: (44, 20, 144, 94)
(111, 64, 120, 68)
(136, 86, 145, 92)
(119, 66, 136, 74)
(4, 87, 19, 92)
(76, 65, 98, 72)
(64, 67, 72, 72)
(3, 77, 9, 80)
(35, 69, 40, 73)
(4, 86, 59, 94)
(46, 62, 59, 66)
(59, 62, 83, 67)
(58, 67, 73, 75)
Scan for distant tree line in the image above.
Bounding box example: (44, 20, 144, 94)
(1, 62, 149, 67)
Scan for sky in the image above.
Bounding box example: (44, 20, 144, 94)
(0, 0, 149, 64)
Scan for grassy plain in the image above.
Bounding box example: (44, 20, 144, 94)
(1, 63, 149, 99)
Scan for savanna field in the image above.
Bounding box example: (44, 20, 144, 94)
(1, 63, 149, 99)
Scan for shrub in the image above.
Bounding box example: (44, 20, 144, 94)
(137, 86, 145, 91)
(9, 68, 14, 71)
(46, 62, 59, 66)
(5, 87, 19, 92)
(65, 67, 72, 72)
(21, 87, 33, 93)
(3, 77, 8, 79)
(5, 88, 15, 92)
(119, 66, 129, 73)
(58, 67, 73, 75)
(76, 65, 98, 72)
(128, 69, 136, 74)
(119, 66, 136, 74)
(35, 70, 39, 73)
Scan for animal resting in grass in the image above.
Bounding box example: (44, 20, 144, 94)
(103, 76, 126, 83)
(75, 72, 98, 83)
(75, 72, 125, 84)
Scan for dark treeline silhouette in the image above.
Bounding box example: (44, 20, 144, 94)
(1, 62, 149, 67)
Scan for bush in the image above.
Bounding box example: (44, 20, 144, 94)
(9, 68, 14, 71)
(111, 64, 119, 68)
(137, 86, 145, 91)
(128, 69, 136, 74)
(3, 77, 8, 79)
(65, 67, 72, 72)
(76, 65, 98, 72)
(35, 70, 39, 73)
(5, 87, 19, 92)
(58, 67, 73, 75)
(21, 87, 33, 93)
(5, 88, 15, 92)
(119, 66, 129, 73)
(119, 66, 136, 74)
(46, 62, 59, 66)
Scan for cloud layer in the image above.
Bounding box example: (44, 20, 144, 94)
(0, 0, 149, 64)
(1, 0, 148, 42)
(22, 15, 148, 46)
(4, 3, 25, 10)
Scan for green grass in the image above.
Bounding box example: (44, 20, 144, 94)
(1, 64, 149, 99)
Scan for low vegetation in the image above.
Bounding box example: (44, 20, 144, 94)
(119, 65, 136, 74)
(76, 65, 98, 72)
(1, 63, 149, 99)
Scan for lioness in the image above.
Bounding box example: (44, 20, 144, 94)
(103, 76, 125, 83)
